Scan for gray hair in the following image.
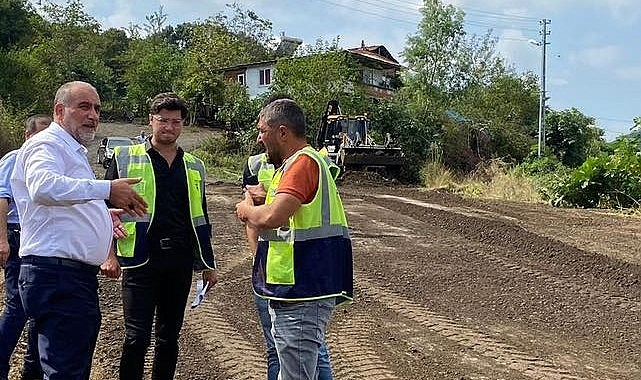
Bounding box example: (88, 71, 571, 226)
(54, 81, 97, 106)
(258, 99, 306, 138)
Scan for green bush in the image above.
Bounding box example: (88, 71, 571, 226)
(553, 139, 641, 208)
(0, 99, 28, 156)
(515, 155, 571, 202)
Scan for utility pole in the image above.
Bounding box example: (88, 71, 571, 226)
(536, 19, 550, 157)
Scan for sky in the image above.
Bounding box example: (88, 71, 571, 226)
(33, 0, 641, 141)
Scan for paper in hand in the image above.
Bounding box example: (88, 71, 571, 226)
(190, 279, 209, 309)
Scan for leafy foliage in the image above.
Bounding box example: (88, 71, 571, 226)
(554, 139, 641, 208)
(271, 41, 369, 140)
(176, 4, 274, 126)
(398, 0, 539, 174)
(0, 0, 33, 49)
(545, 108, 604, 167)
(12, 0, 115, 111)
(515, 155, 571, 202)
(123, 37, 183, 116)
(0, 99, 28, 156)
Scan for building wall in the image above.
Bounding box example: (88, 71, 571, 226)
(245, 64, 275, 98)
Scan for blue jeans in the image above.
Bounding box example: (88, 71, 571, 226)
(254, 296, 334, 380)
(0, 229, 40, 380)
(268, 298, 335, 380)
(19, 256, 101, 380)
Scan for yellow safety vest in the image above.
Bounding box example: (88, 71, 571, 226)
(253, 146, 353, 304)
(113, 143, 216, 270)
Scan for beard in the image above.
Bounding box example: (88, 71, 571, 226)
(76, 130, 96, 146)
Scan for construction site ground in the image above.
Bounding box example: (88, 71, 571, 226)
(2, 123, 641, 379)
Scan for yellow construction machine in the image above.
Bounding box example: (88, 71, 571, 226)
(315, 100, 403, 177)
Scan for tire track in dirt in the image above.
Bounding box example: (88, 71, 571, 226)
(365, 193, 641, 290)
(92, 279, 123, 379)
(356, 275, 582, 380)
(328, 314, 401, 380)
(181, 260, 264, 379)
(181, 187, 264, 379)
(476, 249, 641, 313)
(374, 194, 520, 223)
(185, 290, 264, 379)
(198, 185, 399, 379)
(343, 196, 638, 379)
(346, 196, 641, 315)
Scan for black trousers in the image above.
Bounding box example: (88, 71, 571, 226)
(119, 247, 194, 380)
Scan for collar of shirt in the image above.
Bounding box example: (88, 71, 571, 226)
(49, 122, 89, 156)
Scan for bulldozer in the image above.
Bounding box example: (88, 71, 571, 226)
(315, 100, 403, 177)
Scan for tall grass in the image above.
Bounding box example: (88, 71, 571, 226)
(421, 159, 543, 203)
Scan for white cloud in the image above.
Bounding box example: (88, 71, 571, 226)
(99, 0, 135, 30)
(614, 65, 641, 80)
(495, 29, 539, 72)
(572, 45, 623, 69)
(603, 0, 641, 24)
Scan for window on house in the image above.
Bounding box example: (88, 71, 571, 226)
(362, 68, 375, 85)
(259, 68, 271, 86)
(237, 73, 245, 85)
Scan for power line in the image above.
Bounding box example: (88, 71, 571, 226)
(463, 7, 539, 22)
(368, 0, 539, 23)
(312, 0, 418, 25)
(313, 0, 539, 35)
(465, 20, 538, 33)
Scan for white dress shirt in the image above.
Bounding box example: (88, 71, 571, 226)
(11, 122, 112, 266)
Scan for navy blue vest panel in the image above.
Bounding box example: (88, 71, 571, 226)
(253, 236, 354, 304)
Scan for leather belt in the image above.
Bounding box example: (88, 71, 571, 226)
(158, 237, 189, 250)
(21, 255, 99, 274)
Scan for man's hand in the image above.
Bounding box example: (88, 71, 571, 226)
(202, 270, 218, 294)
(0, 239, 9, 268)
(110, 208, 127, 239)
(235, 191, 254, 223)
(100, 249, 121, 279)
(245, 184, 267, 205)
(109, 178, 148, 217)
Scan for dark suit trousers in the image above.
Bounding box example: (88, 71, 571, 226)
(18, 257, 100, 380)
(119, 247, 194, 380)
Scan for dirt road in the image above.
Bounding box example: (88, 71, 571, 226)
(92, 180, 640, 380)
(4, 123, 641, 379)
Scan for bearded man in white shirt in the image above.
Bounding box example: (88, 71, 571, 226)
(10, 81, 147, 380)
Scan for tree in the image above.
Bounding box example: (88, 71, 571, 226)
(12, 0, 116, 111)
(399, 0, 539, 174)
(402, 0, 465, 106)
(545, 108, 604, 167)
(123, 38, 183, 116)
(100, 28, 130, 106)
(0, 0, 33, 49)
(177, 4, 274, 125)
(271, 38, 369, 140)
(452, 71, 540, 162)
(0, 98, 28, 155)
